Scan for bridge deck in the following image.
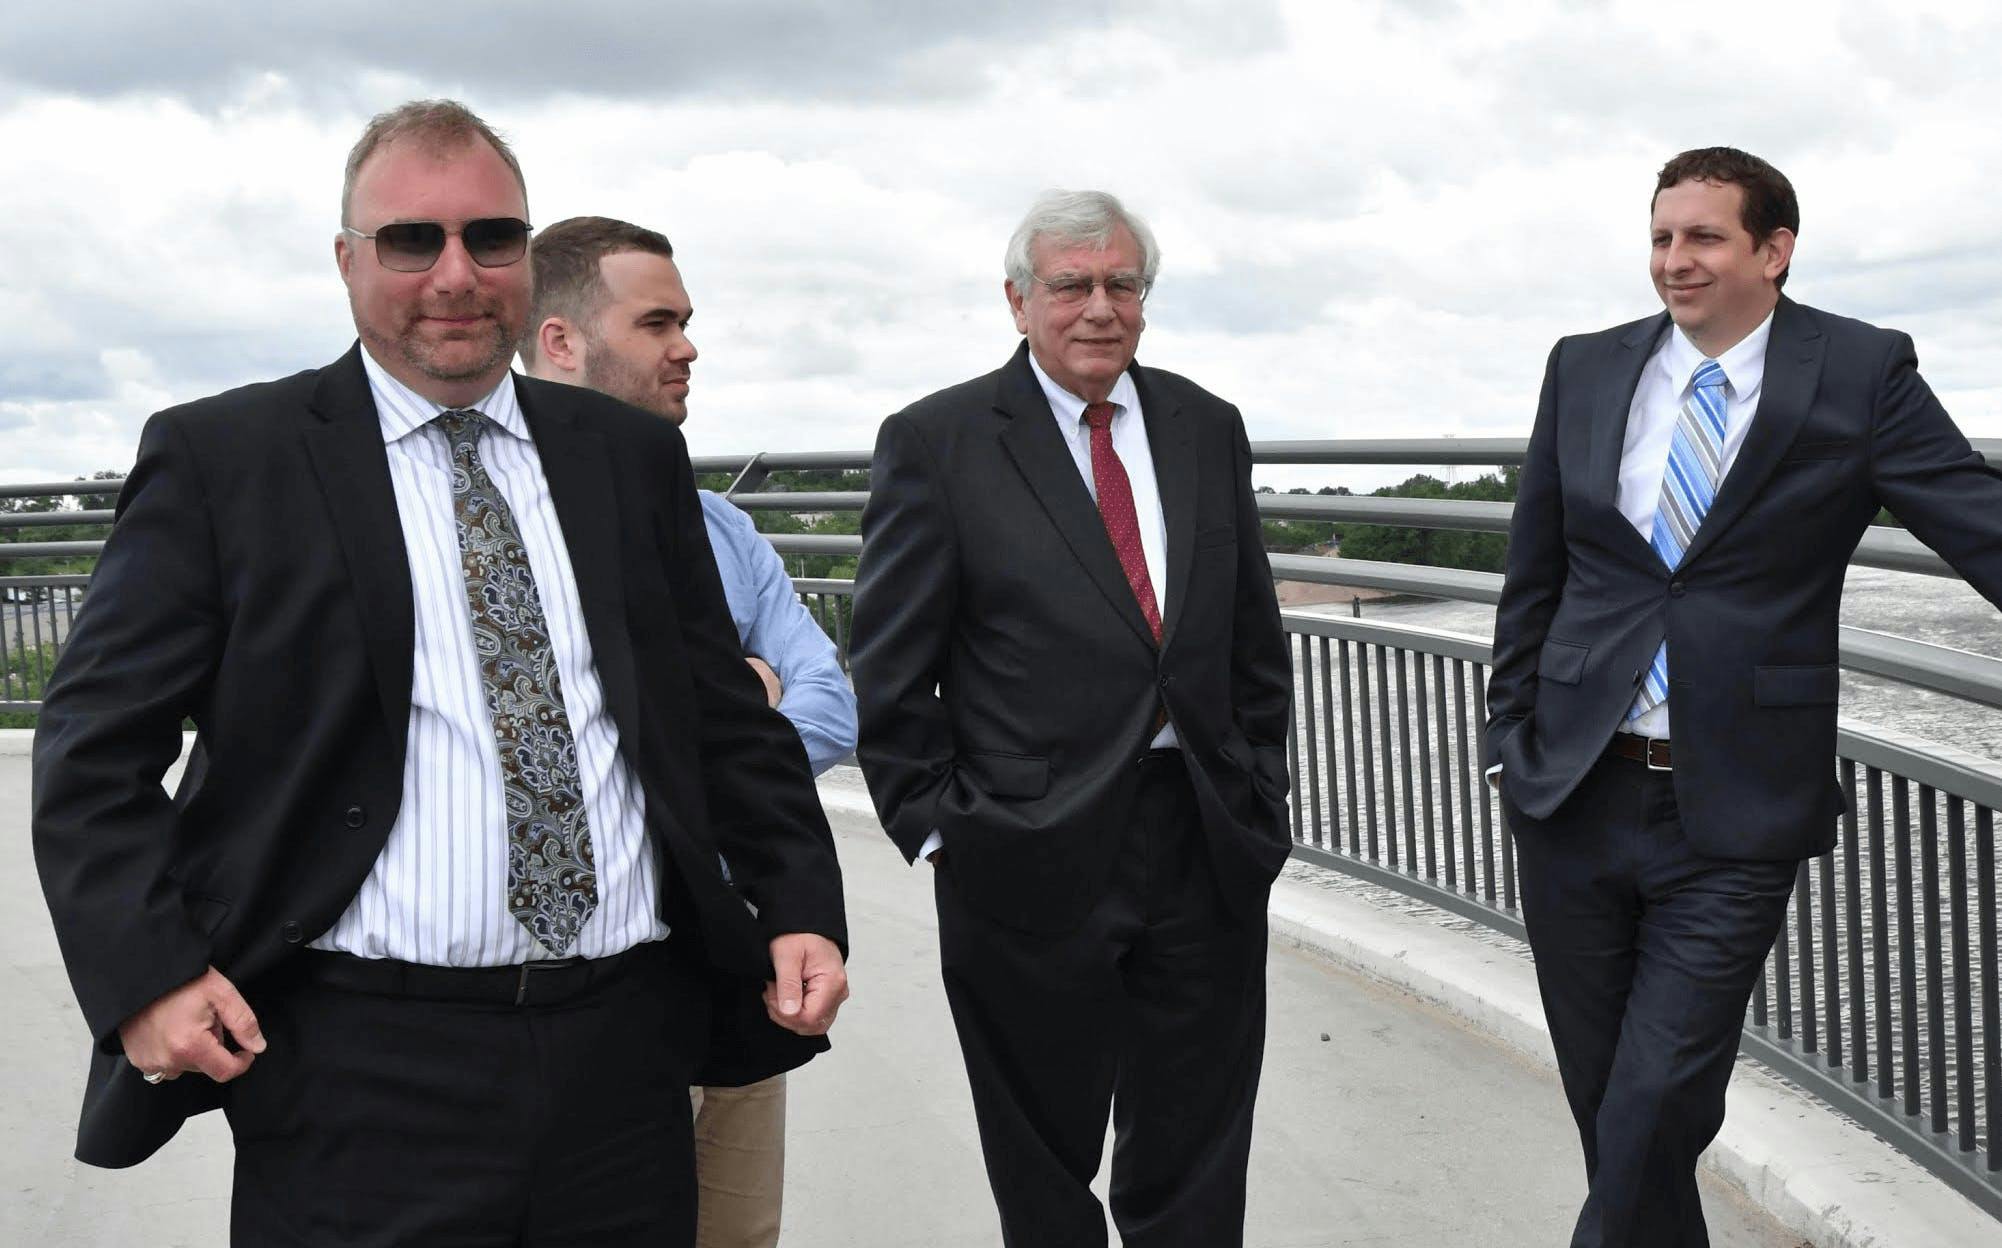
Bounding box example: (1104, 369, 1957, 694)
(1, 756, 1796, 1246)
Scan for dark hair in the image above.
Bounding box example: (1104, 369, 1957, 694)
(342, 99, 525, 227)
(1652, 147, 1799, 288)
(523, 216, 676, 365)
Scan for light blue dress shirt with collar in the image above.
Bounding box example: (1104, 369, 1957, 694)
(698, 490, 858, 776)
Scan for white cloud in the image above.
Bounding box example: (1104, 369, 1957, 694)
(5, 0, 2002, 492)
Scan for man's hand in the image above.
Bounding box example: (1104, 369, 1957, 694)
(745, 656, 783, 708)
(765, 933, 848, 1037)
(117, 966, 267, 1084)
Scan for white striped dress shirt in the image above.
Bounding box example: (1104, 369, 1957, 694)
(311, 349, 666, 965)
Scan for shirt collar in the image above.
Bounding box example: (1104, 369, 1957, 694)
(1026, 348, 1141, 430)
(358, 343, 526, 445)
(1662, 307, 1774, 400)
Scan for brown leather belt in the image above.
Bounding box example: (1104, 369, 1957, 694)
(1604, 734, 1673, 770)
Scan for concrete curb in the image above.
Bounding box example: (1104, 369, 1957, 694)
(0, 729, 32, 757)
(1265, 866, 1997, 1248)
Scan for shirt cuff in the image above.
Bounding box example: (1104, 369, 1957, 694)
(916, 829, 943, 864)
(1484, 763, 1502, 791)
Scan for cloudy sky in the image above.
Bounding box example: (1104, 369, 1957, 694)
(5, 0, 2002, 491)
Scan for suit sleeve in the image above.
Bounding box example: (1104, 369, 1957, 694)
(1486, 340, 1568, 768)
(1865, 332, 2002, 608)
(1228, 407, 1291, 758)
(658, 433, 846, 951)
(849, 411, 959, 862)
(32, 413, 222, 1051)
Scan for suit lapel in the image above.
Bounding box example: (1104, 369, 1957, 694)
(1136, 366, 1194, 649)
(1678, 297, 1826, 570)
(516, 379, 642, 748)
(302, 344, 415, 760)
(1587, 313, 1668, 515)
(1583, 314, 1674, 569)
(993, 345, 1157, 650)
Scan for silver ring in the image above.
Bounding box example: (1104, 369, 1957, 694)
(142, 1070, 166, 1085)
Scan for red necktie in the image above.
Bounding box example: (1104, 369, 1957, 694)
(1082, 402, 1163, 645)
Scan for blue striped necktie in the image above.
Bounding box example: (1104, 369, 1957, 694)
(1629, 359, 1728, 722)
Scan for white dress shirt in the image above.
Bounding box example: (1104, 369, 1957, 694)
(311, 349, 666, 964)
(918, 354, 1178, 864)
(1614, 311, 1774, 737)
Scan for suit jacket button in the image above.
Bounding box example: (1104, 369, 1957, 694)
(281, 921, 303, 944)
(344, 804, 367, 828)
(1669, 580, 1687, 598)
(1158, 674, 1173, 689)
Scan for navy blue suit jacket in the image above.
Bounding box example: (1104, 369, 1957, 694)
(1488, 297, 2002, 858)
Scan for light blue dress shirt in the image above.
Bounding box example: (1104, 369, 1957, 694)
(698, 490, 858, 776)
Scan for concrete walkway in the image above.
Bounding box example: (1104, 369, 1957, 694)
(2, 753, 1799, 1246)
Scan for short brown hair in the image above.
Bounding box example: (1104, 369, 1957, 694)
(1652, 146, 1799, 288)
(341, 99, 526, 227)
(522, 216, 676, 366)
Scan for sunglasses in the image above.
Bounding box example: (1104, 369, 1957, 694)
(341, 218, 533, 273)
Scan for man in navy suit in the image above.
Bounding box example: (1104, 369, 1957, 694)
(1489, 147, 2002, 1246)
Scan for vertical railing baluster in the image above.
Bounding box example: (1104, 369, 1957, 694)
(29, 588, 49, 696)
(1396, 650, 1416, 872)
(1377, 645, 1399, 867)
(1419, 654, 1442, 883)
(1947, 797, 1974, 1154)
(1919, 787, 1947, 1135)
(1358, 645, 1380, 862)
(1895, 777, 1920, 1117)
(1286, 655, 1303, 844)
(1454, 660, 1477, 897)
(1298, 634, 1323, 849)
(1431, 654, 1456, 889)
(1319, 636, 1339, 850)
(1475, 666, 1502, 909)
(1831, 760, 1855, 1074)
(1339, 640, 1360, 857)
(1975, 805, 1998, 1174)
(1796, 859, 1817, 1054)
(1870, 768, 1893, 1102)
(1774, 903, 1794, 1041)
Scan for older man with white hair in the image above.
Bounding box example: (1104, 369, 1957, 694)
(851, 190, 1292, 1246)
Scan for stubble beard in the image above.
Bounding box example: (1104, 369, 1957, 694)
(582, 335, 686, 426)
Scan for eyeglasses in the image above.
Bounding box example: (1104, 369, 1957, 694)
(341, 218, 533, 273)
(1031, 272, 1151, 305)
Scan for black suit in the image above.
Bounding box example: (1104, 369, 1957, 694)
(32, 346, 844, 1239)
(852, 344, 1291, 1246)
(1489, 297, 2002, 1246)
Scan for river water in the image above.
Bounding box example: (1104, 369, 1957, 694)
(1292, 565, 2002, 762)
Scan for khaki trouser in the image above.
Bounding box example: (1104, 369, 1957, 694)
(688, 1074, 788, 1248)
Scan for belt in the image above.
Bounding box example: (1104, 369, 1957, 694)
(294, 943, 656, 1007)
(1604, 734, 1673, 771)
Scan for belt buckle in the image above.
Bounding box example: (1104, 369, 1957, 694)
(515, 956, 581, 1006)
(1643, 738, 1672, 772)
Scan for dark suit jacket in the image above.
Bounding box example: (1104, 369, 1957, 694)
(1488, 297, 2002, 858)
(31, 344, 845, 1167)
(850, 343, 1293, 934)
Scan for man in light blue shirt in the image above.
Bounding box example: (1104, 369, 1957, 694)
(524, 214, 856, 1248)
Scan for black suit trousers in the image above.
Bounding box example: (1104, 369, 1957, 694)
(933, 752, 1268, 1248)
(222, 942, 708, 1247)
(1509, 756, 1797, 1248)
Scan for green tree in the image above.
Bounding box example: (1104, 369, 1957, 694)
(1334, 467, 1518, 573)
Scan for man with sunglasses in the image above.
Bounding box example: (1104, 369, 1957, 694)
(851, 189, 1292, 1246)
(523, 213, 859, 1248)
(32, 98, 848, 1247)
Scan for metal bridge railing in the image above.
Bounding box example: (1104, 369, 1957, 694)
(5, 438, 2001, 1216)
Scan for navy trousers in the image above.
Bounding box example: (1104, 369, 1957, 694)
(1508, 754, 1799, 1248)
